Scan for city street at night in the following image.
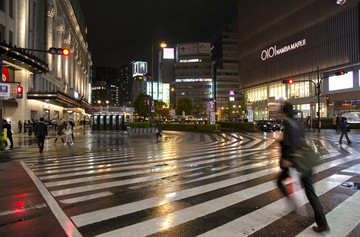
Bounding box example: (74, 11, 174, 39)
(0, 128, 359, 237)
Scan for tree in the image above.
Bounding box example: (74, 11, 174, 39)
(193, 100, 207, 117)
(223, 101, 234, 121)
(175, 98, 193, 115)
(155, 101, 170, 118)
(238, 92, 249, 119)
(133, 93, 152, 118)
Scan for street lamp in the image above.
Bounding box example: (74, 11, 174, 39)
(150, 42, 167, 120)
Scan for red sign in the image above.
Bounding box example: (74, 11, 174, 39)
(310, 102, 315, 106)
(2, 67, 9, 82)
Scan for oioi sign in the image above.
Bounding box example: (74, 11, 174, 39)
(261, 39, 306, 61)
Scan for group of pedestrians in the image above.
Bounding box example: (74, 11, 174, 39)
(2, 118, 75, 152)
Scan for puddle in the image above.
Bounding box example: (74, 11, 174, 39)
(341, 182, 360, 190)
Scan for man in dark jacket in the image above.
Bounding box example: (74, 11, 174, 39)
(3, 120, 13, 149)
(34, 117, 48, 153)
(278, 103, 329, 233)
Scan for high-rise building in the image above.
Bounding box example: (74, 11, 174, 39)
(174, 42, 213, 111)
(117, 65, 132, 106)
(212, 26, 240, 121)
(237, 0, 360, 121)
(0, 0, 92, 125)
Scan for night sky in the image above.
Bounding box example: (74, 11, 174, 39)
(80, 0, 238, 68)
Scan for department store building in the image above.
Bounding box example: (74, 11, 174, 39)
(238, 0, 360, 121)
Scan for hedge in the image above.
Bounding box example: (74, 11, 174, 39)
(161, 123, 220, 132)
(216, 121, 255, 130)
(128, 122, 151, 128)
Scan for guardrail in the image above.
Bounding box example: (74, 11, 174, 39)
(127, 127, 156, 136)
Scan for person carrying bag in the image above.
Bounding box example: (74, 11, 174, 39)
(277, 103, 329, 233)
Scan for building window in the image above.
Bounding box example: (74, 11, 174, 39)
(9, 0, 13, 18)
(0, 0, 4, 12)
(0, 24, 5, 42)
(8, 30, 13, 45)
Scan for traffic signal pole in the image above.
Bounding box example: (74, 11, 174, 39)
(317, 67, 321, 132)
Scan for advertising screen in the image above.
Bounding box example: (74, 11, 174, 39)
(329, 71, 353, 91)
(163, 48, 174, 59)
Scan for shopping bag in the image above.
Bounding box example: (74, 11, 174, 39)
(289, 168, 308, 216)
(292, 143, 321, 176)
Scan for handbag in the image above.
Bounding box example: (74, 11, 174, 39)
(292, 143, 322, 176)
(347, 127, 351, 132)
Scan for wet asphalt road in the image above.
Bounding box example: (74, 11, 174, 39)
(0, 128, 359, 237)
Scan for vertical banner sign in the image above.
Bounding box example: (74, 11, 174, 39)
(2, 68, 9, 82)
(210, 112, 216, 124)
(248, 109, 254, 122)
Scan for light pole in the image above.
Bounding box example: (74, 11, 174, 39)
(150, 42, 167, 120)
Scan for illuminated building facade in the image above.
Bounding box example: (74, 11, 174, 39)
(174, 42, 213, 109)
(1, 0, 92, 125)
(238, 0, 360, 121)
(212, 28, 240, 121)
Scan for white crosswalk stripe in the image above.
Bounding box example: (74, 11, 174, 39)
(22, 132, 360, 237)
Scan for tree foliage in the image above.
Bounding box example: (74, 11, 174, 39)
(155, 101, 170, 118)
(223, 101, 234, 120)
(133, 93, 151, 118)
(193, 100, 207, 116)
(238, 92, 249, 118)
(175, 98, 193, 115)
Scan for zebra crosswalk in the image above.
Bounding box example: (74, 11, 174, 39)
(20, 132, 360, 236)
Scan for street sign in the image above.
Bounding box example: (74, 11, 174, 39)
(310, 101, 315, 106)
(247, 101, 252, 107)
(151, 106, 155, 112)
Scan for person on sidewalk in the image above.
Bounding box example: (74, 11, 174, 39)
(339, 117, 351, 145)
(3, 120, 13, 149)
(18, 120, 22, 134)
(54, 120, 66, 145)
(155, 122, 162, 140)
(34, 117, 48, 153)
(64, 122, 74, 145)
(278, 103, 330, 233)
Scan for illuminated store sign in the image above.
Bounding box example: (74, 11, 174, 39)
(261, 39, 306, 61)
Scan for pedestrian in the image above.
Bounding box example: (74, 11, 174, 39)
(64, 122, 74, 145)
(24, 120, 27, 134)
(3, 120, 13, 149)
(155, 122, 162, 139)
(277, 102, 330, 233)
(69, 120, 75, 142)
(34, 117, 48, 153)
(27, 120, 32, 136)
(336, 116, 341, 133)
(83, 118, 86, 129)
(54, 121, 66, 145)
(339, 117, 351, 145)
(18, 120, 22, 133)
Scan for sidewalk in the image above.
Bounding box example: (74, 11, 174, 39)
(1, 127, 130, 160)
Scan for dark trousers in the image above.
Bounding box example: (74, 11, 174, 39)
(277, 168, 328, 227)
(339, 131, 351, 143)
(156, 132, 162, 138)
(37, 136, 45, 152)
(5, 135, 13, 149)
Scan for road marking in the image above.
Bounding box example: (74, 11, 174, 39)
(60, 192, 113, 204)
(297, 189, 360, 237)
(20, 161, 82, 237)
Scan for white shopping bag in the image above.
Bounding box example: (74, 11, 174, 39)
(289, 167, 308, 216)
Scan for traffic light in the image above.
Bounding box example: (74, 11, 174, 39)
(48, 47, 70, 56)
(326, 96, 330, 105)
(335, 71, 345, 76)
(282, 79, 294, 84)
(147, 73, 152, 79)
(16, 85, 23, 99)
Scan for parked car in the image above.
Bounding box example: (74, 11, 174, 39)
(257, 120, 277, 132)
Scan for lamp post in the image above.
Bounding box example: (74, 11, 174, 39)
(150, 42, 167, 120)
